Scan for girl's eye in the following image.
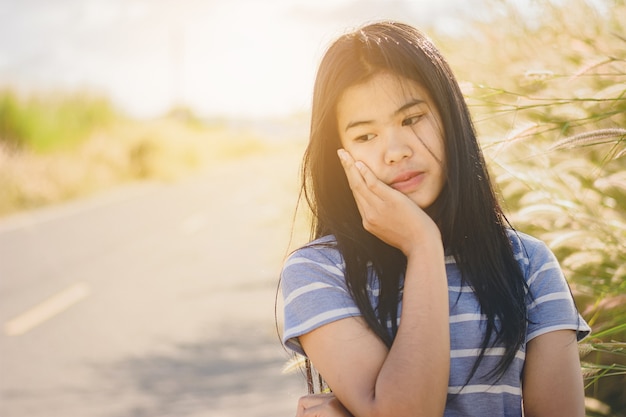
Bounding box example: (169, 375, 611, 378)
(355, 133, 376, 143)
(402, 114, 424, 127)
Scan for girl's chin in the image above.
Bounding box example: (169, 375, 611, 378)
(421, 195, 445, 220)
(407, 194, 436, 212)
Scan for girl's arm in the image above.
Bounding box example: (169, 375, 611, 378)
(297, 151, 450, 417)
(522, 329, 586, 417)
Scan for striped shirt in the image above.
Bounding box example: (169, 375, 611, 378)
(281, 230, 590, 417)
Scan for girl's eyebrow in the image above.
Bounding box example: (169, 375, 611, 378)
(344, 98, 425, 132)
(396, 98, 425, 115)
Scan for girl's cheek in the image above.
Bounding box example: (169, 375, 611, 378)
(351, 150, 372, 167)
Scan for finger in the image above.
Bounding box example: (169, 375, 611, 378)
(338, 149, 398, 205)
(296, 394, 337, 417)
(298, 393, 334, 409)
(337, 149, 372, 214)
(299, 403, 324, 417)
(337, 150, 396, 235)
(337, 149, 364, 189)
(354, 160, 397, 201)
(337, 149, 383, 206)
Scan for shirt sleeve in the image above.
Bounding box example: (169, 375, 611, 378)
(281, 244, 361, 356)
(521, 234, 591, 342)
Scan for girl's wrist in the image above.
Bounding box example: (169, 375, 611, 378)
(403, 228, 443, 258)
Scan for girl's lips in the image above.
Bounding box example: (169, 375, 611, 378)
(389, 171, 425, 193)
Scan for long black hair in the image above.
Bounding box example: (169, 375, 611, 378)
(300, 21, 528, 381)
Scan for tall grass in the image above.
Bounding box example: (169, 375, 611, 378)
(437, 0, 626, 414)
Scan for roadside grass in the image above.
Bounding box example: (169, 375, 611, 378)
(0, 110, 281, 217)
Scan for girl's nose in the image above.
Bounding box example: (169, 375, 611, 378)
(384, 129, 413, 164)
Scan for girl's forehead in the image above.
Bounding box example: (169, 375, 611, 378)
(349, 73, 429, 100)
(337, 73, 432, 113)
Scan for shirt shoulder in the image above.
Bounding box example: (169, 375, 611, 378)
(281, 235, 361, 355)
(281, 235, 346, 292)
(507, 229, 591, 341)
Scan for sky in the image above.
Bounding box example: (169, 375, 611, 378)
(0, 0, 477, 119)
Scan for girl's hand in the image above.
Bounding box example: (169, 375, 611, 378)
(296, 393, 353, 417)
(337, 149, 440, 256)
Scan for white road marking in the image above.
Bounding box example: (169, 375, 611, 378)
(4, 282, 91, 336)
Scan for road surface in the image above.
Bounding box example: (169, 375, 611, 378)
(0, 146, 308, 417)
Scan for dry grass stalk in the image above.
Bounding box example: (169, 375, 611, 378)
(549, 128, 626, 151)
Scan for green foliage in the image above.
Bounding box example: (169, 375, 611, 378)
(0, 90, 117, 152)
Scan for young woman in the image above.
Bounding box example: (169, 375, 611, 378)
(280, 21, 590, 417)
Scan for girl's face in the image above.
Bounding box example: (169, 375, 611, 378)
(336, 72, 447, 211)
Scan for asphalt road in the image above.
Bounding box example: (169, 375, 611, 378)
(0, 148, 307, 417)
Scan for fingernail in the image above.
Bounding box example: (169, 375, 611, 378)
(337, 149, 347, 162)
(355, 161, 366, 172)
